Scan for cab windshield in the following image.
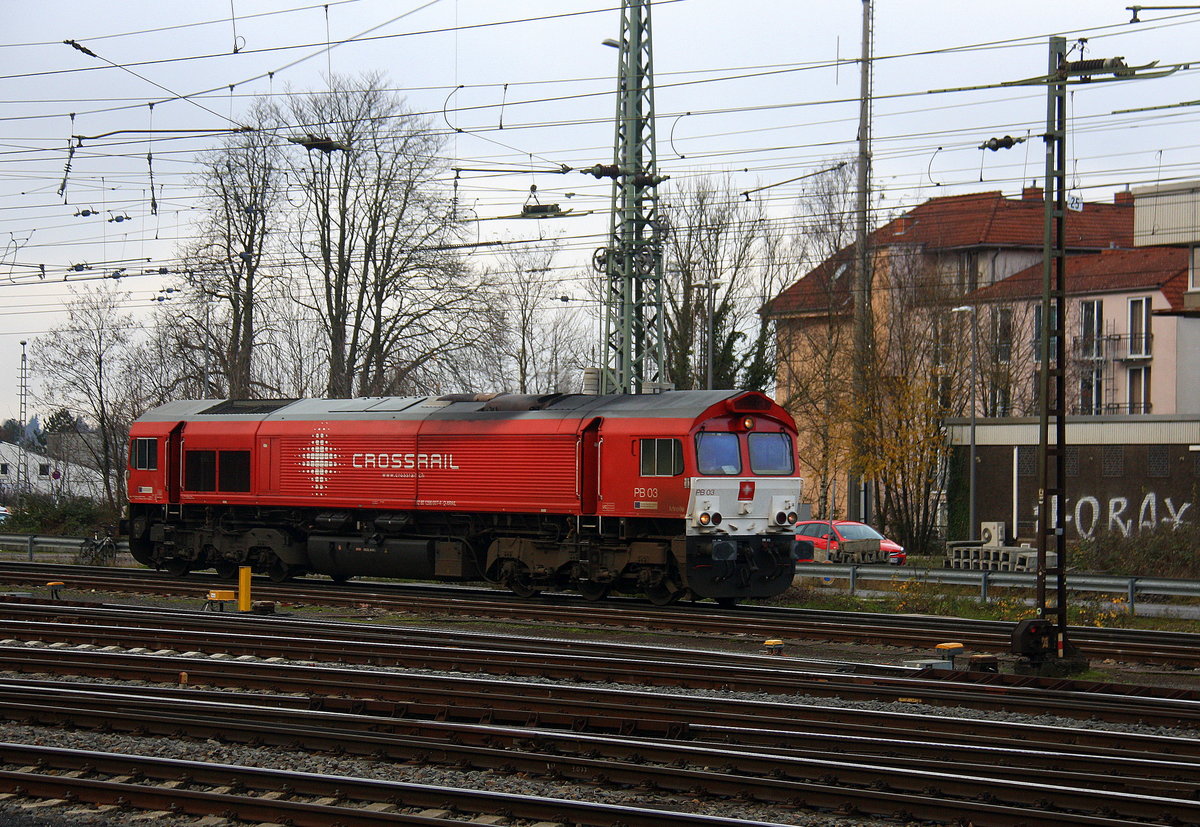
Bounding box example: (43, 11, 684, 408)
(748, 432, 794, 475)
(695, 432, 741, 475)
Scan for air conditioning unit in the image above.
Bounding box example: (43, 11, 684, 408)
(979, 521, 1006, 547)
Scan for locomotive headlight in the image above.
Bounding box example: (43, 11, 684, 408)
(710, 511, 723, 526)
(775, 510, 789, 525)
(698, 512, 712, 526)
(741, 416, 755, 431)
(787, 511, 799, 524)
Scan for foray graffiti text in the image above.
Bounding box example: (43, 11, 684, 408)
(1036, 492, 1192, 539)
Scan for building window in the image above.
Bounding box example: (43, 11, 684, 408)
(218, 450, 252, 492)
(992, 308, 1012, 364)
(640, 438, 683, 477)
(1128, 296, 1152, 357)
(1065, 446, 1080, 477)
(1147, 445, 1169, 478)
(1128, 365, 1151, 414)
(0, 463, 7, 476)
(1017, 445, 1036, 477)
(937, 374, 952, 412)
(1033, 300, 1059, 361)
(1079, 299, 1103, 359)
(130, 437, 158, 471)
(38, 464, 50, 477)
(987, 383, 1011, 417)
(1079, 366, 1103, 416)
(1103, 445, 1124, 478)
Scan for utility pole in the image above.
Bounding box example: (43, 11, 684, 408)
(1027, 38, 1176, 674)
(850, 0, 874, 520)
(1036, 36, 1071, 668)
(591, 0, 668, 395)
(16, 340, 28, 497)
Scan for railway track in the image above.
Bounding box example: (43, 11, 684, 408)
(0, 600, 1198, 725)
(0, 602, 1198, 825)
(1, 559, 1198, 667)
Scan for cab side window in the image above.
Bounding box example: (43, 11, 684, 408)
(639, 438, 683, 476)
(131, 438, 158, 471)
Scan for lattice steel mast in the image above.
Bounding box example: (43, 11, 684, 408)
(590, 0, 668, 395)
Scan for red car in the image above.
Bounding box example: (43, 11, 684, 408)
(794, 520, 906, 565)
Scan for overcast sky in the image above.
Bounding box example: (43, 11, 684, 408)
(2, 1, 1197, 424)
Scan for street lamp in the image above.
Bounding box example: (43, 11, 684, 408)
(951, 305, 978, 541)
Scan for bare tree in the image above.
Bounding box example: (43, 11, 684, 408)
(661, 176, 783, 391)
(774, 162, 858, 517)
(480, 249, 590, 394)
(33, 287, 136, 509)
(180, 103, 284, 398)
(281, 74, 488, 398)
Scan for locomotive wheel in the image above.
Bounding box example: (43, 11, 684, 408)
(503, 562, 540, 598)
(213, 561, 239, 580)
(576, 580, 609, 601)
(267, 557, 296, 583)
(162, 558, 191, 577)
(646, 583, 682, 606)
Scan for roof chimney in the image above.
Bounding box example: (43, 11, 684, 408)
(1114, 189, 1133, 205)
(1022, 186, 1043, 202)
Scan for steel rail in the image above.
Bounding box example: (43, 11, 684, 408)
(3, 612, 1200, 727)
(1, 559, 1198, 665)
(1, 687, 1197, 825)
(0, 743, 793, 827)
(1, 676, 1192, 784)
(2, 646, 1194, 761)
(5, 678, 1199, 794)
(2, 600, 1200, 726)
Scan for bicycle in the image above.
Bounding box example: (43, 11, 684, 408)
(77, 527, 118, 566)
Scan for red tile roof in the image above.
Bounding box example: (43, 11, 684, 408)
(878, 190, 1132, 251)
(766, 189, 1134, 318)
(971, 246, 1189, 309)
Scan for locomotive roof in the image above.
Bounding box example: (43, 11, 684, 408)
(135, 390, 769, 423)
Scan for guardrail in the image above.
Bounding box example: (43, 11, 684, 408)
(794, 562, 1200, 610)
(0, 533, 129, 561)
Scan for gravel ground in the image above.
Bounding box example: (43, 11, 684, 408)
(0, 585, 1198, 825)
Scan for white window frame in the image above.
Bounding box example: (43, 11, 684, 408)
(1128, 296, 1152, 357)
(1079, 299, 1103, 359)
(1128, 365, 1151, 414)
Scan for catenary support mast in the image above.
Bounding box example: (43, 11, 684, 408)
(592, 0, 667, 395)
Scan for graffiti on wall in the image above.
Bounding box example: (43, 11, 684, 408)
(1039, 492, 1193, 539)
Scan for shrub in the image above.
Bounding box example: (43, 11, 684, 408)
(1071, 524, 1200, 579)
(2, 493, 116, 537)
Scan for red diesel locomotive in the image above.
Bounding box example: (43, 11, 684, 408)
(124, 390, 804, 604)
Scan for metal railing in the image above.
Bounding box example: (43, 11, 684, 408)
(0, 533, 129, 561)
(794, 562, 1200, 611)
